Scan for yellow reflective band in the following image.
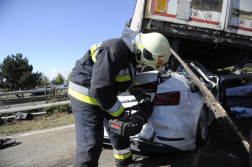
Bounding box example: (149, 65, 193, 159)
(109, 104, 124, 117)
(114, 151, 132, 160)
(127, 82, 138, 93)
(90, 44, 97, 62)
(92, 55, 97, 62)
(68, 87, 98, 105)
(90, 45, 97, 56)
(131, 82, 138, 87)
(115, 74, 131, 82)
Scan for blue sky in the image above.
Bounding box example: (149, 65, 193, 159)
(0, 0, 136, 80)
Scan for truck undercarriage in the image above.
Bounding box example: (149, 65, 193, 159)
(141, 18, 252, 72)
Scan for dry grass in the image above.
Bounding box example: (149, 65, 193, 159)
(0, 112, 74, 137)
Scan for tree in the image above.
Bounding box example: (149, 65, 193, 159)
(67, 72, 71, 85)
(0, 53, 41, 91)
(53, 73, 65, 85)
(125, 20, 130, 28)
(38, 73, 49, 87)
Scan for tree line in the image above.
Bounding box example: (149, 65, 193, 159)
(0, 53, 71, 91)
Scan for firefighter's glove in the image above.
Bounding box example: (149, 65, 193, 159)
(128, 85, 145, 102)
(130, 100, 152, 124)
(117, 110, 128, 122)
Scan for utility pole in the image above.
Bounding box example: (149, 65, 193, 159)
(71, 49, 75, 65)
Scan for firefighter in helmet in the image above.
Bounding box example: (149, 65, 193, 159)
(68, 28, 170, 167)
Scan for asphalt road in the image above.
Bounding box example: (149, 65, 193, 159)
(0, 119, 250, 167)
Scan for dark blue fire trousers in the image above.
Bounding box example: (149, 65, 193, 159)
(71, 98, 132, 167)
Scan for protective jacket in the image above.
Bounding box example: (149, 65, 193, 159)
(68, 37, 137, 118)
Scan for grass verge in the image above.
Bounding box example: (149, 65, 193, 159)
(0, 104, 74, 137)
(0, 113, 74, 137)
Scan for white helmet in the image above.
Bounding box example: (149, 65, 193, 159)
(135, 32, 170, 69)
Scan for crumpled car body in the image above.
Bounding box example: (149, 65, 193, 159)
(104, 62, 221, 152)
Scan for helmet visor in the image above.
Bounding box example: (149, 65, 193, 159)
(143, 48, 154, 61)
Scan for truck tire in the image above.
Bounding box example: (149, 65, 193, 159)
(196, 106, 209, 146)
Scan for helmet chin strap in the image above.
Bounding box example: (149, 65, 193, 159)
(134, 35, 145, 63)
(134, 43, 141, 63)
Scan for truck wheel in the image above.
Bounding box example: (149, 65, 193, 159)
(196, 106, 209, 146)
(250, 127, 252, 167)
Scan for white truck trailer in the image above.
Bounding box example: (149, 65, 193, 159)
(129, 0, 252, 72)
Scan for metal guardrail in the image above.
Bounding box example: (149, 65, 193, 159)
(0, 88, 68, 97)
(0, 101, 70, 115)
(0, 96, 46, 105)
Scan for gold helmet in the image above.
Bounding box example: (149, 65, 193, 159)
(135, 32, 170, 69)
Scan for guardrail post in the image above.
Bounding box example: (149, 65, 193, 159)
(46, 85, 47, 104)
(53, 88, 55, 100)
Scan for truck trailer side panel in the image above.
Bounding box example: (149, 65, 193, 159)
(225, 0, 252, 37)
(145, 0, 228, 31)
(130, 0, 252, 50)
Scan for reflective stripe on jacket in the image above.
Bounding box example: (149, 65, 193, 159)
(69, 38, 137, 118)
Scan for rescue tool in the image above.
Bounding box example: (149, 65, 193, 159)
(109, 95, 152, 137)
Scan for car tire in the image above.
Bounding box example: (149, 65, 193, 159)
(196, 106, 209, 146)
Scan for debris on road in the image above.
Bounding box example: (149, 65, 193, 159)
(1, 111, 47, 121)
(15, 112, 33, 120)
(0, 138, 16, 147)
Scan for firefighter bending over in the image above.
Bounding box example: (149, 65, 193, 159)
(68, 28, 170, 167)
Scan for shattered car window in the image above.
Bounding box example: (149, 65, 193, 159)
(178, 61, 212, 77)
